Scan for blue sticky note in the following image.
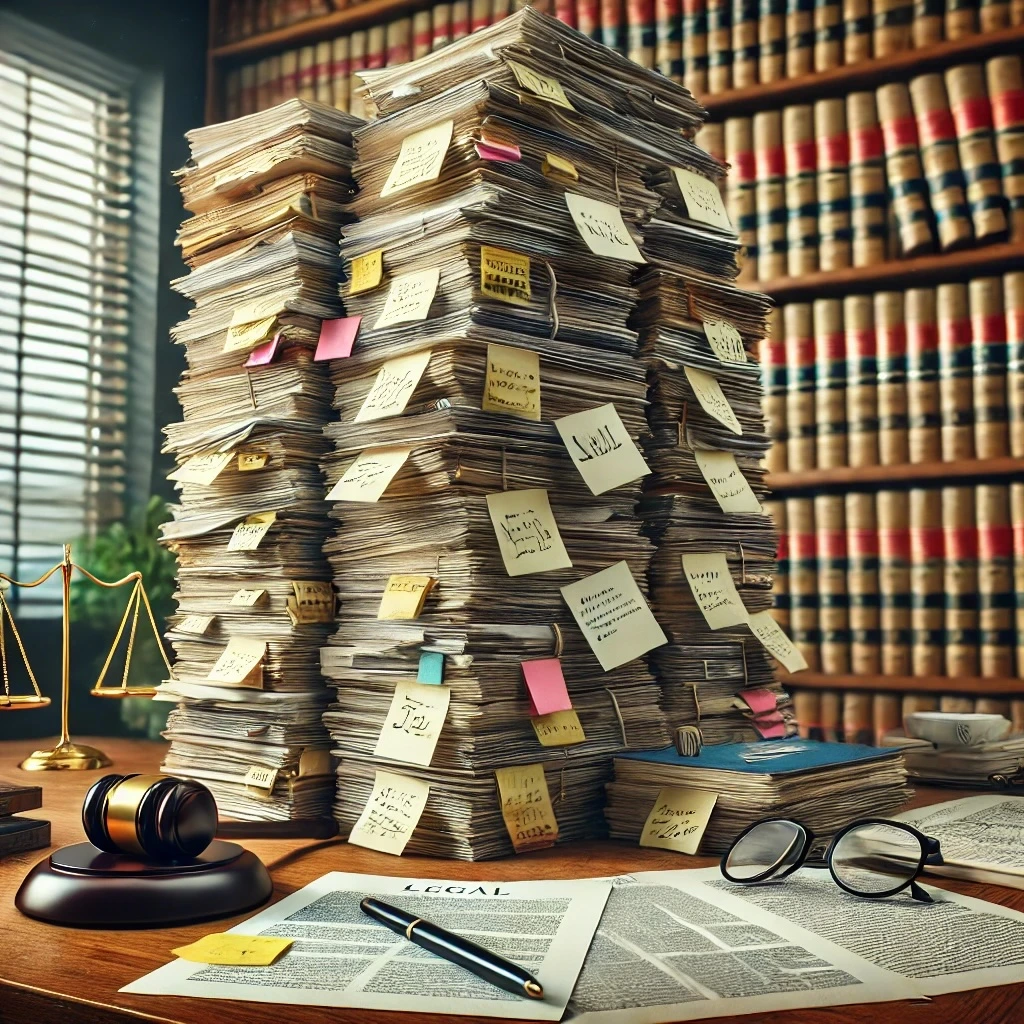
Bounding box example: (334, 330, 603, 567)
(417, 651, 444, 685)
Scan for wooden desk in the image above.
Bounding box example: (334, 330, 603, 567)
(2, 737, 1023, 1024)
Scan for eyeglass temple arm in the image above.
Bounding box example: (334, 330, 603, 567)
(923, 836, 944, 866)
(909, 879, 934, 903)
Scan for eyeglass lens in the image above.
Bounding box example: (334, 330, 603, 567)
(830, 823, 922, 895)
(725, 820, 807, 881)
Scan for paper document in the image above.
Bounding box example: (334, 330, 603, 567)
(123, 872, 611, 1020)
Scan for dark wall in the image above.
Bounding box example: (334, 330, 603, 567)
(0, 0, 209, 742)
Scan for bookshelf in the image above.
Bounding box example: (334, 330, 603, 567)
(779, 672, 1024, 696)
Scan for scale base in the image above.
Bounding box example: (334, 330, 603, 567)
(20, 741, 112, 772)
(16, 840, 273, 928)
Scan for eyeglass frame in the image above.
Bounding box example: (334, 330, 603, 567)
(720, 816, 944, 903)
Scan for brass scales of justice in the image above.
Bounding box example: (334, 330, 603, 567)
(0, 544, 172, 771)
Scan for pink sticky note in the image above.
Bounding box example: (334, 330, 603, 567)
(737, 688, 779, 716)
(475, 139, 522, 162)
(522, 658, 572, 716)
(753, 717, 787, 739)
(245, 333, 280, 367)
(314, 316, 361, 361)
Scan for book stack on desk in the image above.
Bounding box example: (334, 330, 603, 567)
(0, 782, 48, 858)
(157, 99, 363, 820)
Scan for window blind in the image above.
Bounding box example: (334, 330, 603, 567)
(0, 27, 136, 615)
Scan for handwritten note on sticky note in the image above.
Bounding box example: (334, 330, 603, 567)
(314, 316, 361, 361)
(482, 343, 541, 420)
(327, 447, 411, 502)
(684, 366, 743, 435)
(377, 574, 436, 620)
(532, 709, 586, 747)
(243, 766, 278, 791)
(507, 60, 574, 110)
(373, 680, 451, 766)
(207, 637, 266, 686)
(287, 581, 334, 624)
(555, 404, 650, 495)
(565, 193, 646, 264)
(227, 511, 277, 551)
(224, 311, 277, 354)
(480, 247, 531, 306)
(417, 650, 445, 684)
(381, 120, 454, 197)
(176, 614, 214, 636)
(486, 488, 571, 577)
(495, 764, 559, 853)
(172, 934, 292, 966)
(703, 319, 747, 364)
(167, 451, 233, 486)
(349, 250, 383, 295)
(682, 552, 749, 629)
(694, 450, 761, 513)
(237, 452, 269, 472)
(672, 167, 732, 231)
(561, 561, 667, 671)
(355, 350, 431, 425)
(542, 153, 579, 180)
(348, 770, 430, 856)
(245, 333, 281, 367)
(640, 788, 718, 854)
(522, 657, 572, 715)
(375, 268, 440, 329)
(747, 611, 809, 672)
(230, 588, 267, 607)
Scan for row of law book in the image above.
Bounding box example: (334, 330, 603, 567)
(218, 0, 333, 43)
(710, 56, 1024, 283)
(768, 483, 1024, 680)
(761, 272, 1024, 474)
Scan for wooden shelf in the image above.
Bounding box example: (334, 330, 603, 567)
(755, 241, 1024, 304)
(781, 671, 1023, 696)
(701, 25, 1024, 119)
(765, 456, 1024, 495)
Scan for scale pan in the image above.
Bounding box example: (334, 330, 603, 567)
(0, 695, 52, 710)
(89, 686, 157, 699)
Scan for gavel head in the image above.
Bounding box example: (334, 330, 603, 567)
(82, 774, 218, 861)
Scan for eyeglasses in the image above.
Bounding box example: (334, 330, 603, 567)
(720, 818, 944, 903)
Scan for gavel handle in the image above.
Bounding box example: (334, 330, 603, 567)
(216, 818, 339, 840)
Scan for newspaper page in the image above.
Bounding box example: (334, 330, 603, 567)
(696, 866, 1024, 996)
(123, 872, 611, 1019)
(566, 871, 917, 1023)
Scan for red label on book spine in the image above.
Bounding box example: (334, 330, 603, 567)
(818, 529, 847, 558)
(911, 526, 944, 560)
(776, 532, 790, 559)
(992, 89, 1024, 131)
(756, 145, 785, 180)
(733, 151, 756, 182)
(850, 126, 884, 163)
(786, 139, 817, 175)
(907, 322, 939, 354)
(940, 317, 972, 349)
(952, 96, 993, 135)
(972, 313, 1007, 343)
(846, 327, 876, 358)
(879, 528, 911, 559)
(943, 525, 978, 561)
(817, 331, 845, 361)
(818, 134, 849, 169)
(791, 531, 816, 559)
(877, 324, 907, 357)
(848, 527, 879, 557)
(765, 338, 786, 367)
(1008, 310, 1024, 342)
(790, 336, 815, 366)
(917, 108, 956, 148)
(979, 524, 1013, 560)
(881, 115, 918, 153)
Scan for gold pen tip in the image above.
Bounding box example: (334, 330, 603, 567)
(524, 981, 544, 999)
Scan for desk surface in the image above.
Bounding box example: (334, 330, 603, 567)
(2, 736, 1023, 1024)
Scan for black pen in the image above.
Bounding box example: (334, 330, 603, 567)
(360, 896, 545, 1001)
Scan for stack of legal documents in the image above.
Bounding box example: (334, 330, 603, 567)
(158, 99, 362, 820)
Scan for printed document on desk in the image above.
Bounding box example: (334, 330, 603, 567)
(122, 871, 610, 1019)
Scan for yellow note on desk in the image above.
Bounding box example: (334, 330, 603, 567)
(640, 788, 718, 855)
(172, 934, 292, 966)
(495, 763, 559, 853)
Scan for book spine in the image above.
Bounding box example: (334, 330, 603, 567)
(1007, 271, 1024, 457)
(986, 56, 1024, 243)
(909, 486, 945, 676)
(762, 306, 789, 471)
(628, 0, 657, 67)
(874, 290, 910, 465)
(937, 282, 976, 459)
(976, 483, 1016, 677)
(816, 494, 850, 674)
(602, 0, 627, 52)
(787, 496, 821, 670)
(945, 0, 977, 39)
(767, 499, 791, 630)
(432, 2, 452, 49)
(386, 17, 412, 66)
(682, 0, 709, 95)
(877, 488, 912, 675)
(297, 45, 317, 101)
(872, 0, 912, 56)
(814, 0, 843, 73)
(785, 104, 819, 277)
(975, 698, 1011, 715)
(847, 91, 890, 267)
(732, 0, 760, 88)
(940, 695, 976, 712)
(1012, 481, 1024, 677)
(655, 0, 683, 81)
(843, 0, 872, 63)
(842, 692, 873, 744)
(366, 24, 386, 71)
(451, 0, 471, 39)
(872, 693, 902, 745)
(943, 484, 979, 677)
(331, 35, 351, 114)
(786, 0, 814, 77)
(707, 0, 733, 91)
(784, 302, 817, 471)
(492, 0, 512, 21)
(793, 689, 823, 740)
(254, 57, 272, 112)
(759, 0, 786, 82)
(755, 109, 788, 279)
(814, 298, 847, 468)
(348, 30, 366, 117)
(255, 0, 271, 34)
(474, 0, 495, 30)
(695, 123, 725, 161)
(981, 0, 1012, 29)
(905, 286, 942, 463)
(902, 695, 939, 722)
(413, 10, 433, 58)
(314, 40, 333, 105)
(912, 0, 944, 44)
(820, 689, 842, 741)
(224, 69, 242, 120)
(578, 0, 602, 37)
(845, 293, 880, 466)
(971, 276, 1010, 459)
(280, 50, 299, 101)
(846, 490, 881, 674)
(239, 63, 258, 116)
(815, 97, 852, 272)
(726, 117, 760, 281)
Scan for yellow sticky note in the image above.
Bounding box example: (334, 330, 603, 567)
(243, 766, 279, 791)
(672, 167, 732, 232)
(373, 680, 451, 766)
(703, 319, 747, 364)
(640, 788, 719, 854)
(176, 614, 214, 636)
(230, 588, 267, 607)
(349, 249, 383, 295)
(561, 561, 667, 671)
(207, 637, 266, 687)
(495, 764, 559, 853)
(682, 552, 748, 629)
(381, 120, 454, 197)
(172, 934, 292, 966)
(227, 511, 277, 552)
(486, 488, 572, 577)
(287, 581, 335, 625)
(532, 709, 586, 747)
(747, 610, 809, 672)
(684, 366, 743, 435)
(565, 193, 645, 264)
(355, 349, 432, 423)
(327, 447, 412, 503)
(480, 247, 531, 306)
(694, 451, 761, 514)
(237, 452, 269, 472)
(224, 297, 283, 353)
(167, 451, 233, 486)
(377, 574, 436, 620)
(507, 60, 574, 110)
(374, 268, 440, 329)
(554, 404, 650, 495)
(542, 153, 578, 181)
(348, 769, 430, 856)
(482, 343, 541, 421)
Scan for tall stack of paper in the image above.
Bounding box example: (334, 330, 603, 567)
(158, 99, 363, 821)
(317, 10, 720, 860)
